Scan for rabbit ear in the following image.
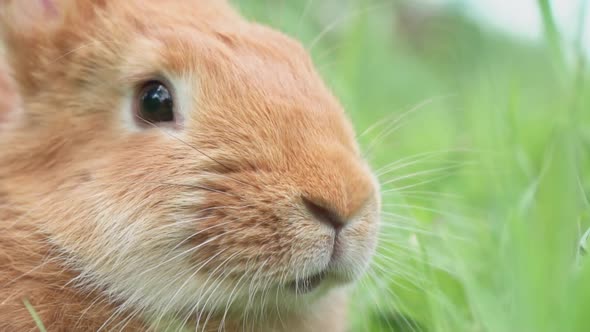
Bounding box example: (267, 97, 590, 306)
(0, 58, 18, 126)
(0, 0, 73, 96)
(0, 0, 64, 33)
(0, 0, 77, 54)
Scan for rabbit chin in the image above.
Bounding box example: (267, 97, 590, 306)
(194, 246, 375, 315)
(173, 268, 366, 318)
(127, 251, 370, 323)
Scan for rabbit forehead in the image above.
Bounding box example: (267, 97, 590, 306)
(114, 24, 357, 144)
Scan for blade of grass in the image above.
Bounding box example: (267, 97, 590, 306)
(537, 0, 563, 67)
(23, 298, 48, 332)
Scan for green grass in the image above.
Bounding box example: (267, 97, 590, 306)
(23, 299, 48, 332)
(235, 0, 590, 331)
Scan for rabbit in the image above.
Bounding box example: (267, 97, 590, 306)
(0, 1, 381, 331)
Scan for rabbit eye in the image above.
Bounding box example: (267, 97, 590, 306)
(137, 81, 174, 123)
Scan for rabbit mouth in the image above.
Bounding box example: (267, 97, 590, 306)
(288, 271, 327, 294)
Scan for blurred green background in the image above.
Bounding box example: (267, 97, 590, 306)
(234, 1, 590, 331)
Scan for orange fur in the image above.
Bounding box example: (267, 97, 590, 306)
(0, 1, 380, 331)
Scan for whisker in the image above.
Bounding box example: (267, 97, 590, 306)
(381, 174, 453, 193)
(295, 0, 315, 37)
(135, 115, 261, 191)
(364, 267, 422, 332)
(380, 162, 472, 187)
(363, 94, 455, 154)
(308, 2, 394, 51)
(219, 258, 254, 332)
(188, 253, 242, 332)
(374, 149, 475, 177)
(154, 248, 231, 330)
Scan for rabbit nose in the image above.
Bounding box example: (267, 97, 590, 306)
(302, 196, 345, 233)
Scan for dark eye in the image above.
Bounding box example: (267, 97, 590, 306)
(137, 81, 174, 123)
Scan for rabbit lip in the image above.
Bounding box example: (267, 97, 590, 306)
(286, 239, 347, 294)
(288, 271, 327, 294)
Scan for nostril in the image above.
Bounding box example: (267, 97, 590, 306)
(302, 197, 344, 232)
